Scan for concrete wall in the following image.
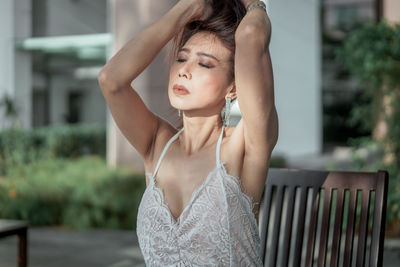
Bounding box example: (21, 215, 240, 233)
(0, 0, 32, 130)
(384, 0, 400, 23)
(107, 0, 178, 170)
(49, 75, 106, 126)
(267, 0, 322, 159)
(0, 0, 15, 129)
(34, 0, 107, 37)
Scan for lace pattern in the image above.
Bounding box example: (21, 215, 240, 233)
(136, 125, 263, 266)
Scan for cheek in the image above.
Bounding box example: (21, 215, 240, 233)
(169, 66, 178, 81)
(194, 73, 226, 103)
(198, 70, 227, 91)
(198, 74, 218, 91)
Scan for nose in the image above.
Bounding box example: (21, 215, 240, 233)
(178, 64, 192, 79)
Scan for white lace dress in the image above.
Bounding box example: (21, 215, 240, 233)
(136, 125, 263, 266)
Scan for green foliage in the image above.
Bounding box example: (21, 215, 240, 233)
(336, 19, 400, 230)
(38, 124, 106, 158)
(336, 19, 400, 90)
(0, 156, 146, 230)
(344, 137, 400, 230)
(269, 155, 287, 168)
(336, 18, 400, 129)
(0, 122, 288, 230)
(0, 123, 106, 175)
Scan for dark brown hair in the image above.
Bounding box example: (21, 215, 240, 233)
(165, 0, 247, 84)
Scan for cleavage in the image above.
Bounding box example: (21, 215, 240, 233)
(154, 158, 216, 221)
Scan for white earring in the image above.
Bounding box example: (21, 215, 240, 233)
(178, 109, 182, 117)
(222, 97, 232, 126)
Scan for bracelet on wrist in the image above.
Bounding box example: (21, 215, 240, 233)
(246, 1, 267, 13)
(245, 0, 263, 9)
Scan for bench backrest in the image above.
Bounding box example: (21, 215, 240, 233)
(258, 168, 388, 267)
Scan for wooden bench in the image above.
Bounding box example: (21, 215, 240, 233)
(259, 168, 388, 267)
(0, 219, 28, 267)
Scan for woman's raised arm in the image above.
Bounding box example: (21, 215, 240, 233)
(97, 0, 208, 160)
(233, 1, 278, 199)
(234, 1, 278, 156)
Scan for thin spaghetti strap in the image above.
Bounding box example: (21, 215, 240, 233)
(216, 125, 225, 167)
(151, 127, 184, 178)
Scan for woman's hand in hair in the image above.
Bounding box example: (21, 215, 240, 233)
(190, 0, 213, 21)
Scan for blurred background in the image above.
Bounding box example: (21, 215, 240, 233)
(0, 0, 399, 266)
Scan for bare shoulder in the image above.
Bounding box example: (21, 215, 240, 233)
(143, 118, 179, 175)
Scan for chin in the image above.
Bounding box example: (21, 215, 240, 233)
(168, 94, 182, 110)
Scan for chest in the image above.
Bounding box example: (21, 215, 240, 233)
(145, 141, 243, 220)
(153, 155, 239, 218)
(143, 126, 266, 223)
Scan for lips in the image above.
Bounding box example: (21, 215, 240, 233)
(173, 84, 190, 95)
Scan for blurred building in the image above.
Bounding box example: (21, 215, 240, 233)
(0, 0, 109, 130)
(0, 0, 322, 171)
(324, 0, 377, 32)
(1, 0, 396, 171)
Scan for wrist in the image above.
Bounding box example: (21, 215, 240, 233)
(174, 0, 202, 27)
(245, 0, 264, 9)
(236, 1, 271, 40)
(246, 1, 267, 13)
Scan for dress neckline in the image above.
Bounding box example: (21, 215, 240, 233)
(145, 125, 226, 225)
(146, 125, 225, 177)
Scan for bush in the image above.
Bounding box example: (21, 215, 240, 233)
(269, 155, 287, 168)
(346, 136, 400, 236)
(336, 19, 400, 235)
(37, 124, 106, 158)
(0, 156, 146, 230)
(336, 19, 400, 166)
(0, 123, 287, 230)
(0, 123, 106, 175)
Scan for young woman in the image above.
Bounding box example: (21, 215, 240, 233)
(98, 0, 278, 265)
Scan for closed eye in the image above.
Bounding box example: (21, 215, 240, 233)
(176, 58, 213, 69)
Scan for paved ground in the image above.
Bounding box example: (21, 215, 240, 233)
(0, 227, 145, 267)
(0, 226, 399, 266)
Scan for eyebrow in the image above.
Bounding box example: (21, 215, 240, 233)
(178, 48, 220, 62)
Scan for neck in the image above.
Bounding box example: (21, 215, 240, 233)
(179, 116, 224, 156)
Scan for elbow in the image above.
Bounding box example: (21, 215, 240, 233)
(97, 69, 107, 87)
(235, 24, 269, 49)
(235, 24, 262, 41)
(97, 69, 122, 94)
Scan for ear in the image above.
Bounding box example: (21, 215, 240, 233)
(226, 82, 237, 101)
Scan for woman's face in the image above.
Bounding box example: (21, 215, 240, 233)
(168, 32, 234, 116)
